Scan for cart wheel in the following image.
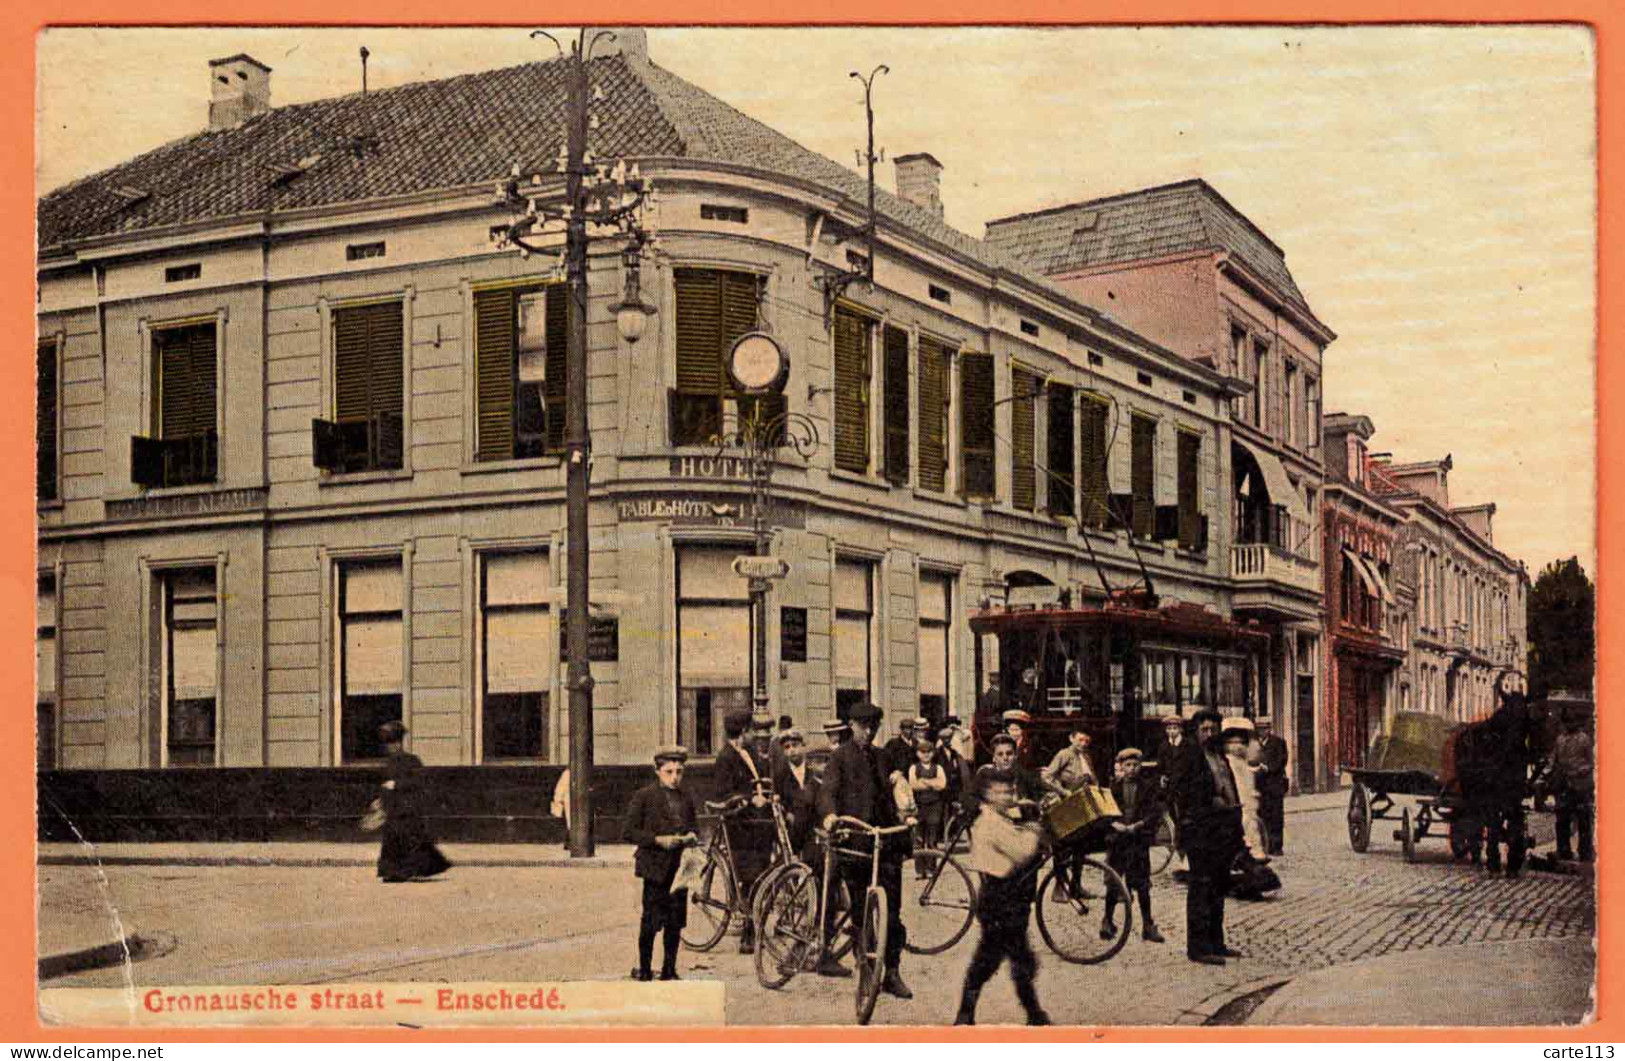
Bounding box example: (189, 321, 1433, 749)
(680, 846, 736, 952)
(754, 864, 817, 990)
(854, 887, 887, 1026)
(1347, 783, 1372, 853)
(1400, 806, 1417, 862)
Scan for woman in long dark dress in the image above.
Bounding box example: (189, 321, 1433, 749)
(376, 721, 452, 883)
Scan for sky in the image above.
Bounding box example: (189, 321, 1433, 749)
(35, 26, 1596, 576)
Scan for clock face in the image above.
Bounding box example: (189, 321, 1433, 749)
(728, 333, 787, 394)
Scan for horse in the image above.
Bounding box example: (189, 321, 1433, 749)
(1442, 671, 1545, 876)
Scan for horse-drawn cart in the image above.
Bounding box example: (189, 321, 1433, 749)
(1345, 712, 1475, 862)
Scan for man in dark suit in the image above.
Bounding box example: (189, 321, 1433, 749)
(1254, 717, 1289, 856)
(772, 729, 818, 860)
(881, 718, 920, 781)
(713, 710, 773, 953)
(1156, 713, 1196, 877)
(815, 701, 913, 1000)
(1170, 710, 1244, 966)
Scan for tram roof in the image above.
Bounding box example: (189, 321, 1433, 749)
(969, 602, 1271, 648)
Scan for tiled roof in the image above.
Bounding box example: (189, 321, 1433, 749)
(37, 52, 1049, 300)
(983, 179, 1314, 318)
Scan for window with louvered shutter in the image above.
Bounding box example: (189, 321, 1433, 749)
(917, 337, 949, 493)
(1047, 383, 1074, 519)
(332, 301, 404, 472)
(474, 284, 565, 462)
(1010, 367, 1038, 511)
(1079, 396, 1108, 529)
(882, 325, 909, 484)
(147, 323, 218, 487)
(1177, 430, 1202, 551)
(959, 352, 995, 498)
(37, 340, 57, 502)
(1131, 414, 1156, 538)
(833, 306, 871, 474)
(672, 268, 760, 446)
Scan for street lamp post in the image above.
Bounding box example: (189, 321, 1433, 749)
(494, 28, 656, 858)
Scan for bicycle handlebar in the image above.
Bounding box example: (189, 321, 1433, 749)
(704, 794, 752, 814)
(825, 815, 913, 837)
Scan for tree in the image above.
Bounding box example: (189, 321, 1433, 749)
(1526, 557, 1594, 699)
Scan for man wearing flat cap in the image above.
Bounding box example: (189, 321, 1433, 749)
(714, 710, 774, 953)
(1170, 710, 1245, 965)
(882, 717, 921, 783)
(815, 701, 913, 999)
(772, 728, 818, 859)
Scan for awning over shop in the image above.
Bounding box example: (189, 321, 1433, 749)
(1235, 438, 1312, 525)
(1343, 547, 1380, 598)
(1361, 553, 1396, 603)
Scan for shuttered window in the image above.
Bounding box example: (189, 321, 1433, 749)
(676, 546, 753, 756)
(833, 306, 872, 474)
(1177, 430, 1203, 552)
(1010, 366, 1039, 511)
(916, 337, 950, 493)
(1079, 395, 1109, 529)
(474, 284, 566, 462)
(134, 323, 218, 488)
(672, 268, 764, 446)
(959, 352, 995, 498)
(37, 340, 57, 502)
(1130, 414, 1157, 538)
(1253, 340, 1269, 433)
(314, 301, 405, 474)
(834, 558, 874, 721)
(882, 325, 909, 484)
(1047, 383, 1075, 519)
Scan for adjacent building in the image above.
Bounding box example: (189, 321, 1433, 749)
(985, 179, 1334, 793)
(36, 35, 1262, 833)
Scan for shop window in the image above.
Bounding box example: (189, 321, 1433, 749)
(918, 573, 951, 724)
(37, 574, 57, 769)
(834, 558, 874, 720)
(162, 568, 218, 767)
(480, 552, 552, 761)
(473, 285, 566, 461)
(314, 302, 404, 474)
(338, 560, 403, 763)
(677, 547, 753, 756)
(133, 323, 218, 489)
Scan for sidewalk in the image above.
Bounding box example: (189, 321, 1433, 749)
(1245, 937, 1595, 1025)
(37, 864, 145, 978)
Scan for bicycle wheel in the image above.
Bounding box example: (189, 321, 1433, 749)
(902, 850, 976, 955)
(1035, 855, 1132, 964)
(825, 877, 856, 962)
(854, 887, 888, 1026)
(754, 864, 818, 990)
(1149, 811, 1177, 876)
(680, 846, 736, 952)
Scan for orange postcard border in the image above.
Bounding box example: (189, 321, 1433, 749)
(3, 1, 1614, 1044)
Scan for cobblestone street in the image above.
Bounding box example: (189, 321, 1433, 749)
(40, 800, 1594, 1027)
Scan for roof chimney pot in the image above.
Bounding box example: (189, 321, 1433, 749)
(208, 54, 272, 131)
(894, 152, 944, 219)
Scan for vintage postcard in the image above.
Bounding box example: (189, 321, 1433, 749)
(33, 24, 1597, 1032)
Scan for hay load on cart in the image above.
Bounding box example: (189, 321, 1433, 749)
(1345, 711, 1471, 861)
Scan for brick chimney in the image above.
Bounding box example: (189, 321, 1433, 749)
(209, 54, 272, 131)
(894, 153, 944, 219)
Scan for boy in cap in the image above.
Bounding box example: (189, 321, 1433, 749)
(814, 701, 913, 998)
(1102, 748, 1165, 943)
(772, 728, 818, 859)
(882, 717, 921, 783)
(908, 738, 949, 856)
(954, 768, 1051, 1026)
(621, 746, 699, 981)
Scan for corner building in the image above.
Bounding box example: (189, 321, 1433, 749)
(35, 35, 1255, 837)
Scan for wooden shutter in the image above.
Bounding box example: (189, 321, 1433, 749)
(155, 323, 217, 441)
(1178, 431, 1201, 551)
(1010, 367, 1038, 511)
(883, 325, 909, 484)
(1131, 414, 1156, 538)
(544, 286, 568, 453)
(673, 268, 756, 446)
(334, 302, 403, 424)
(959, 352, 994, 498)
(37, 340, 56, 501)
(719, 271, 759, 355)
(916, 338, 948, 493)
(833, 306, 871, 474)
(1079, 396, 1108, 529)
(474, 288, 517, 462)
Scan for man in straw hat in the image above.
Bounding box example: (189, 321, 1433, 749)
(621, 745, 699, 982)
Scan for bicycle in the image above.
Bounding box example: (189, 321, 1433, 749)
(1148, 809, 1178, 876)
(685, 780, 809, 955)
(1032, 824, 1135, 964)
(899, 802, 977, 955)
(752, 816, 912, 1025)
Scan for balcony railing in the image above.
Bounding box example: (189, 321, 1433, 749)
(1231, 542, 1319, 594)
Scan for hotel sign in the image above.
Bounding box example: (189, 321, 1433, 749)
(614, 494, 805, 530)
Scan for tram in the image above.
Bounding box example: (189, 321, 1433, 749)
(969, 590, 1272, 778)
